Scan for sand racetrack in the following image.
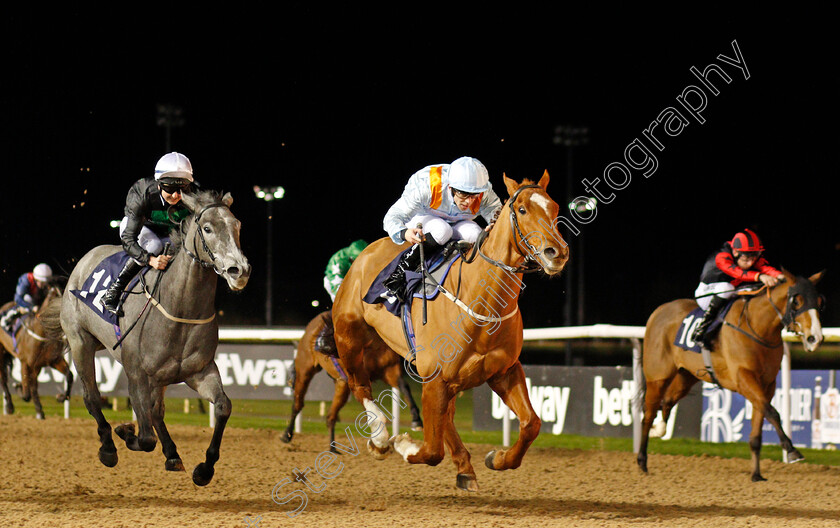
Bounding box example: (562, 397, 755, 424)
(2, 415, 839, 528)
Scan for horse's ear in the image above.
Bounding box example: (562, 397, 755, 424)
(503, 173, 518, 198)
(222, 192, 233, 207)
(809, 269, 826, 285)
(538, 170, 550, 189)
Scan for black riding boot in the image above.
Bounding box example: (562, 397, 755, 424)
(692, 295, 728, 349)
(102, 259, 144, 316)
(314, 312, 337, 356)
(383, 238, 440, 302)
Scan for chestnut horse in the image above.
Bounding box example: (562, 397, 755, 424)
(638, 270, 825, 481)
(332, 173, 568, 491)
(280, 310, 423, 451)
(0, 284, 72, 419)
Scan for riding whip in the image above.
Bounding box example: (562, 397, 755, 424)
(417, 223, 427, 326)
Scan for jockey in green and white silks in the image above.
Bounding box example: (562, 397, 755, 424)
(315, 239, 369, 355)
(323, 239, 368, 302)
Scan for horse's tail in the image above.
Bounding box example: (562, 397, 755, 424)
(39, 290, 64, 341)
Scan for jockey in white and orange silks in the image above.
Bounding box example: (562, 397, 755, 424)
(381, 156, 502, 302)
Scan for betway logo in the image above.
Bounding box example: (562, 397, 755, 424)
(216, 353, 295, 387)
(12, 356, 123, 392)
(491, 378, 570, 434)
(593, 376, 635, 427)
(12, 353, 295, 392)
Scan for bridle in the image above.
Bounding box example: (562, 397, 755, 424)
(730, 278, 823, 345)
(179, 202, 230, 276)
(776, 278, 824, 337)
(477, 184, 547, 274)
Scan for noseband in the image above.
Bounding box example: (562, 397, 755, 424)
(478, 184, 547, 274)
(180, 202, 230, 275)
(734, 278, 823, 344)
(777, 279, 824, 336)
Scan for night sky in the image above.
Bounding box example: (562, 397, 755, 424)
(2, 11, 838, 330)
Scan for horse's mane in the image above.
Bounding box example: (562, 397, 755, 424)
(168, 190, 228, 251)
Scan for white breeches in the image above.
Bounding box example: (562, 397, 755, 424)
(119, 217, 166, 262)
(407, 214, 483, 245)
(694, 282, 735, 310)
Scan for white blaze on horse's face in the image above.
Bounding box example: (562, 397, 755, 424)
(524, 190, 568, 275)
(801, 309, 823, 352)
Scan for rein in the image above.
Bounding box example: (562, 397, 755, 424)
(111, 204, 228, 350)
(725, 280, 801, 348)
(415, 184, 554, 323)
(417, 264, 520, 323)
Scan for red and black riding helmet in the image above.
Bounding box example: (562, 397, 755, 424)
(731, 228, 764, 254)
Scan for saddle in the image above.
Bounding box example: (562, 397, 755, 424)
(363, 240, 465, 316)
(674, 300, 735, 353)
(70, 251, 151, 325)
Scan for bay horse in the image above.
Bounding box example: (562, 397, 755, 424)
(280, 310, 423, 451)
(332, 173, 568, 491)
(0, 283, 72, 419)
(637, 270, 825, 481)
(40, 190, 250, 486)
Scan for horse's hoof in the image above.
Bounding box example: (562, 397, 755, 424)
(3, 405, 13, 415)
(36, 412, 45, 420)
(411, 421, 424, 432)
(56, 394, 67, 403)
(98, 448, 118, 468)
(114, 423, 135, 441)
(751, 473, 767, 482)
(192, 463, 215, 486)
(787, 450, 805, 464)
(484, 450, 498, 470)
(366, 439, 391, 460)
(279, 431, 293, 444)
(139, 437, 157, 452)
(456, 474, 479, 492)
(165, 458, 185, 472)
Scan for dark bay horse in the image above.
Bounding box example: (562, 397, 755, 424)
(40, 190, 250, 486)
(280, 310, 423, 452)
(0, 284, 72, 419)
(332, 173, 568, 491)
(638, 270, 825, 481)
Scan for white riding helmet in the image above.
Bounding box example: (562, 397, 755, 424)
(33, 263, 52, 282)
(447, 156, 491, 194)
(154, 152, 194, 183)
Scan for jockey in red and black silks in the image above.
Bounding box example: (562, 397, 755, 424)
(692, 228, 784, 349)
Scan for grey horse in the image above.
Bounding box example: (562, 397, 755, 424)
(41, 190, 250, 486)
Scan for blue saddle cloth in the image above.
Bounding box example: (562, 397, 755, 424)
(363, 245, 461, 316)
(673, 300, 735, 353)
(69, 252, 150, 325)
